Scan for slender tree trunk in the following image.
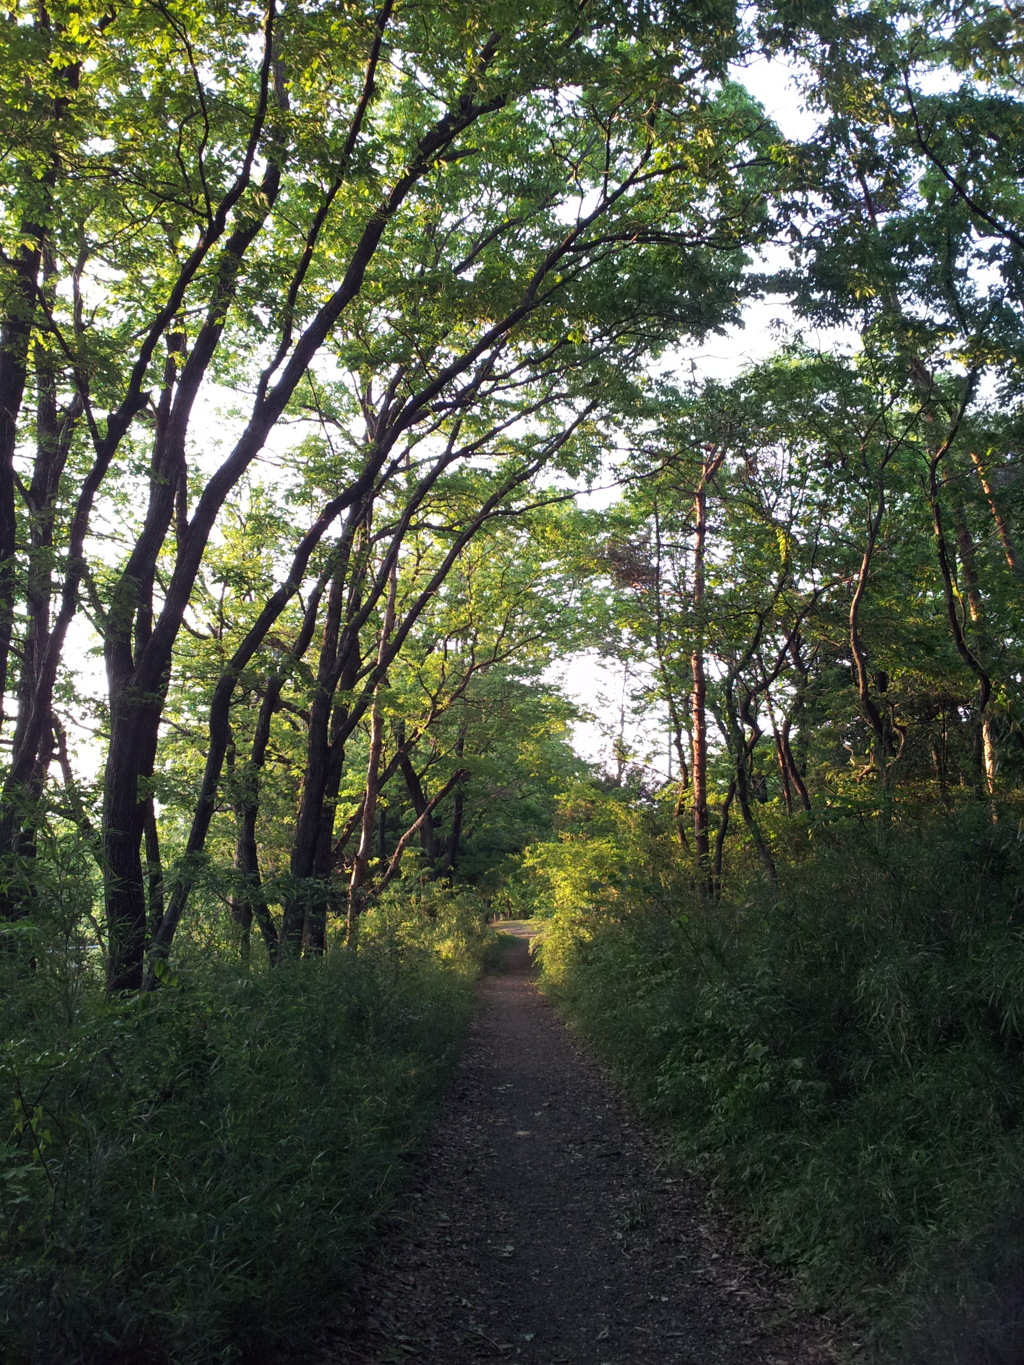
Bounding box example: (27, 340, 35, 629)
(690, 449, 723, 896)
(304, 703, 352, 956)
(719, 686, 777, 885)
(770, 711, 794, 814)
(400, 752, 441, 867)
(712, 778, 735, 894)
(969, 450, 1023, 580)
(103, 694, 164, 993)
(144, 801, 164, 941)
(951, 491, 998, 795)
(768, 675, 811, 815)
(230, 681, 284, 960)
(0, 263, 36, 725)
(691, 643, 712, 890)
(927, 447, 995, 800)
(346, 700, 386, 946)
(0, 40, 82, 884)
(788, 637, 814, 800)
(439, 730, 467, 878)
(779, 711, 812, 812)
(347, 564, 398, 945)
(652, 503, 691, 851)
(102, 340, 185, 993)
(0, 325, 81, 914)
(378, 768, 467, 893)
(668, 701, 691, 852)
(849, 487, 892, 783)
(780, 639, 816, 814)
(282, 507, 368, 956)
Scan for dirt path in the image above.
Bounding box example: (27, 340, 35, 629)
(320, 925, 850, 1365)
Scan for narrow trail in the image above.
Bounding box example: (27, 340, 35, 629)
(321, 926, 849, 1365)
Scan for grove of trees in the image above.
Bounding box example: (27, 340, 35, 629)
(2, 0, 1024, 1358)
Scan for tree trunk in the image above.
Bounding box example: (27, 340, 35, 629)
(400, 752, 441, 867)
(927, 447, 995, 800)
(691, 642, 712, 892)
(144, 801, 164, 941)
(0, 42, 83, 885)
(378, 769, 468, 893)
(849, 488, 892, 783)
(346, 561, 399, 945)
(229, 680, 284, 960)
(690, 448, 723, 896)
(719, 686, 777, 886)
(103, 694, 163, 993)
(438, 730, 467, 878)
(282, 506, 368, 956)
(712, 778, 736, 894)
(969, 450, 1024, 580)
(951, 490, 998, 796)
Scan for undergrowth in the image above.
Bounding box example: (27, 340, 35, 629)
(0, 889, 489, 1364)
(525, 796, 1024, 1362)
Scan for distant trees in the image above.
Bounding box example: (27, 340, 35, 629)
(603, 333, 1023, 887)
(576, 0, 1024, 894)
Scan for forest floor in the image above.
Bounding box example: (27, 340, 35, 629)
(313, 924, 856, 1365)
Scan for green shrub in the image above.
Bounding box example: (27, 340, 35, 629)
(0, 893, 481, 1364)
(528, 801, 1024, 1358)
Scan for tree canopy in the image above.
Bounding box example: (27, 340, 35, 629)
(0, 0, 1022, 970)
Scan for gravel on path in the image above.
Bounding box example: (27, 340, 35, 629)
(318, 924, 852, 1365)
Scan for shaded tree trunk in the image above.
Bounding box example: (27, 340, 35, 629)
(378, 768, 468, 893)
(438, 729, 467, 878)
(400, 752, 441, 868)
(849, 483, 893, 783)
(927, 442, 995, 800)
(347, 563, 398, 945)
(690, 447, 724, 895)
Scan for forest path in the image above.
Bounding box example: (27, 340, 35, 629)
(319, 924, 848, 1365)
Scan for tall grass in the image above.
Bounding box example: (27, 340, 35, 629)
(527, 801, 1024, 1359)
(0, 889, 488, 1364)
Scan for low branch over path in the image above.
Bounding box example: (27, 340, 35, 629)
(314, 926, 851, 1365)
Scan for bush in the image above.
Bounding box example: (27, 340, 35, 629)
(527, 799, 1024, 1358)
(0, 891, 483, 1364)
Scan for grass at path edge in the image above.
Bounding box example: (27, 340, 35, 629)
(527, 809, 1024, 1365)
(1, 897, 495, 1364)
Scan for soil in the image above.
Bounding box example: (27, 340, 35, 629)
(316, 924, 854, 1365)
